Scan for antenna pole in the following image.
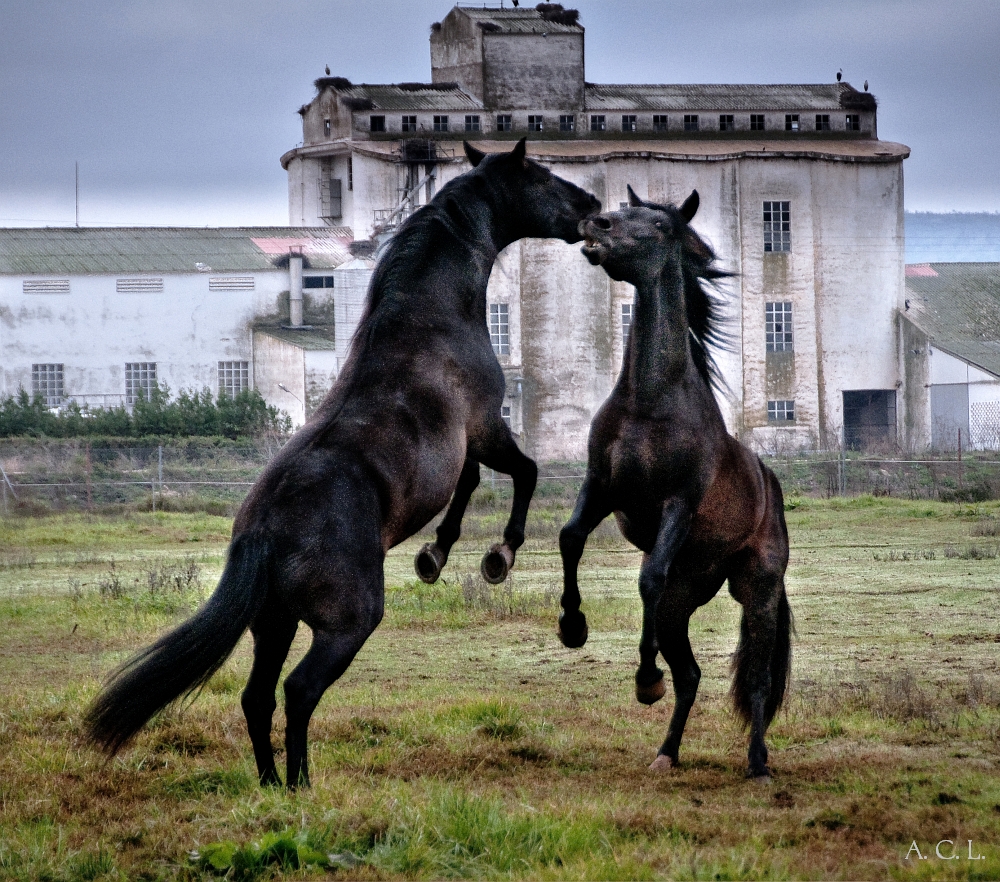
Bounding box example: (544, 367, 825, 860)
(75, 162, 79, 227)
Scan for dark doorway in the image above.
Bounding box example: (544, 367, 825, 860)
(843, 390, 897, 450)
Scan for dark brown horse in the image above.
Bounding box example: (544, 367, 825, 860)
(558, 187, 791, 779)
(85, 139, 600, 788)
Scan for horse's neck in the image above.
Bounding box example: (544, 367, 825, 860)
(624, 262, 694, 410)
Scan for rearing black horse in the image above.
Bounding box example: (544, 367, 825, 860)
(559, 187, 791, 779)
(85, 139, 599, 788)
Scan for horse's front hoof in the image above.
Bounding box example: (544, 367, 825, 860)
(481, 543, 514, 584)
(635, 675, 666, 706)
(415, 543, 446, 584)
(557, 609, 588, 648)
(648, 754, 677, 772)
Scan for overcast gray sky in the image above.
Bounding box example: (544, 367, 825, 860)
(2, 0, 998, 227)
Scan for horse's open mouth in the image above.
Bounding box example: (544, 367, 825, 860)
(581, 238, 605, 265)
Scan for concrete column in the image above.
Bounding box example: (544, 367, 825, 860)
(289, 249, 303, 327)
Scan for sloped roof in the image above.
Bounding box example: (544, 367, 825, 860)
(0, 227, 354, 275)
(458, 6, 583, 34)
(904, 262, 1000, 377)
(317, 82, 482, 111)
(585, 83, 873, 112)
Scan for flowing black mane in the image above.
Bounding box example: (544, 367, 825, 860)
(676, 225, 732, 390)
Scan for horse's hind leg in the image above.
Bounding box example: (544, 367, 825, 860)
(728, 562, 792, 780)
(558, 475, 612, 648)
(474, 428, 537, 584)
(415, 458, 480, 583)
(241, 610, 298, 786)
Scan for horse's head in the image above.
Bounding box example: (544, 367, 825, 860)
(464, 138, 600, 243)
(579, 187, 712, 284)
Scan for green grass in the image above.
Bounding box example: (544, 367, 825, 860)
(1, 496, 999, 879)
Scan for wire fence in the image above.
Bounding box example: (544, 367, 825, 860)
(3, 441, 1000, 514)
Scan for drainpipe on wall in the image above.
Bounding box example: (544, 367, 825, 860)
(289, 246, 304, 327)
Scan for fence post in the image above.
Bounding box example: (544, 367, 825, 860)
(158, 445, 164, 499)
(839, 447, 847, 496)
(85, 442, 93, 510)
(958, 429, 963, 490)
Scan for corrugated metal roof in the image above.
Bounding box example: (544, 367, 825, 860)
(0, 227, 354, 275)
(254, 325, 337, 351)
(585, 83, 865, 112)
(339, 84, 482, 111)
(459, 7, 583, 34)
(905, 262, 1000, 377)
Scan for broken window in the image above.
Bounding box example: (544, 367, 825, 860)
(846, 113, 860, 131)
(785, 114, 800, 132)
(815, 114, 831, 131)
(559, 114, 575, 132)
(527, 115, 543, 132)
(590, 115, 606, 132)
(465, 114, 480, 132)
(369, 115, 385, 132)
(763, 201, 791, 252)
(653, 114, 668, 132)
(401, 115, 417, 133)
(621, 114, 637, 132)
(433, 115, 449, 132)
(750, 114, 765, 131)
(496, 114, 512, 132)
(719, 114, 735, 131)
(683, 114, 699, 132)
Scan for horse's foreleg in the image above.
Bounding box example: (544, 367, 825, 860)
(635, 500, 691, 705)
(242, 611, 298, 786)
(474, 431, 537, 584)
(557, 476, 612, 648)
(415, 458, 480, 583)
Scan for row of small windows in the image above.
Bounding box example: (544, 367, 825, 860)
(30, 362, 250, 407)
(365, 113, 862, 134)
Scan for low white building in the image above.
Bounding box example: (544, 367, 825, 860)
(901, 262, 1000, 450)
(0, 227, 354, 427)
(281, 3, 911, 458)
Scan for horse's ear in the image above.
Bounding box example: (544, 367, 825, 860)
(679, 190, 699, 223)
(511, 136, 528, 166)
(464, 141, 486, 168)
(626, 185, 643, 207)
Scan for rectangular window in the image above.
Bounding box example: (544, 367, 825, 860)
(496, 114, 512, 132)
(785, 114, 800, 132)
(765, 302, 793, 352)
(303, 275, 335, 289)
(369, 115, 385, 132)
(32, 363, 64, 407)
(464, 114, 480, 132)
(846, 113, 860, 131)
(719, 114, 735, 132)
(489, 303, 510, 356)
(750, 114, 766, 131)
(621, 302, 633, 348)
(815, 114, 831, 131)
(23, 279, 70, 294)
(401, 115, 417, 133)
(527, 114, 543, 132)
(116, 278, 163, 293)
(501, 404, 512, 430)
(767, 400, 795, 422)
(559, 114, 575, 132)
(433, 115, 449, 132)
(590, 114, 606, 132)
(683, 114, 699, 131)
(348, 156, 353, 191)
(323, 119, 331, 137)
(218, 361, 250, 398)
(763, 201, 791, 253)
(621, 114, 637, 132)
(329, 178, 343, 218)
(209, 276, 255, 291)
(653, 114, 668, 132)
(125, 362, 157, 405)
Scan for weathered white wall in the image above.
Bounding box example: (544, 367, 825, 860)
(0, 271, 289, 404)
(253, 331, 305, 426)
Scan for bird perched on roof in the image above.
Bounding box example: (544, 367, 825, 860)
(512, 0, 519, 6)
(836, 69, 842, 82)
(325, 65, 330, 75)
(864, 80, 869, 91)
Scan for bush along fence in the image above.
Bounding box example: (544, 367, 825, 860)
(0, 386, 291, 440)
(4, 441, 1000, 515)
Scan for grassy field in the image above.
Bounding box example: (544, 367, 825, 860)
(1, 494, 999, 880)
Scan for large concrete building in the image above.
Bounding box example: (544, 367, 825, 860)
(281, 3, 911, 459)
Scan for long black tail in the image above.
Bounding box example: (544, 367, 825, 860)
(84, 533, 272, 755)
(730, 588, 793, 728)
